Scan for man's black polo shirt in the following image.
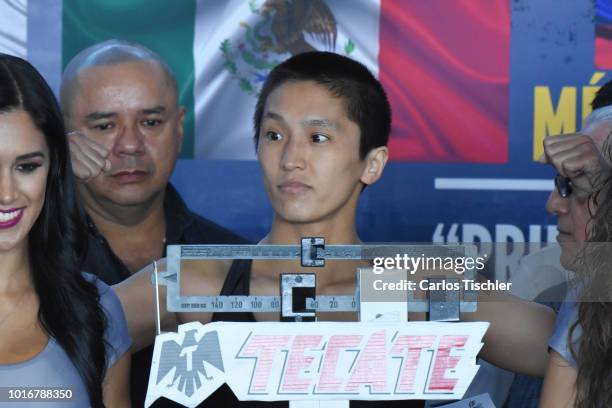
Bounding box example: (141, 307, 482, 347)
(81, 184, 246, 407)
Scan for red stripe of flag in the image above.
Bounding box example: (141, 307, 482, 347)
(379, 0, 510, 163)
(595, 30, 612, 70)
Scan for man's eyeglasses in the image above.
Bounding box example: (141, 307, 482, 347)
(554, 174, 573, 198)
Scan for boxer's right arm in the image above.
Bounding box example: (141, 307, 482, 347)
(113, 258, 228, 351)
(113, 259, 177, 352)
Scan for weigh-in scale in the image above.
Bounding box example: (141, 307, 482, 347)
(148, 239, 486, 408)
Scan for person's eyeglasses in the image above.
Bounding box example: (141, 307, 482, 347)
(554, 174, 573, 198)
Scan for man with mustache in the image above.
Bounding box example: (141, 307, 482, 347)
(60, 39, 245, 407)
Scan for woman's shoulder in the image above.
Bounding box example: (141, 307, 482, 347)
(81, 272, 132, 367)
(82, 273, 120, 315)
(81, 271, 111, 293)
(548, 293, 579, 368)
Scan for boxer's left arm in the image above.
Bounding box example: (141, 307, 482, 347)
(461, 291, 556, 377)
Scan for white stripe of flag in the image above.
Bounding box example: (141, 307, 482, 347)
(0, 0, 27, 58)
(434, 178, 554, 191)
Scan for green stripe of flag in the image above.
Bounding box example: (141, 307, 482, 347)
(62, 0, 196, 158)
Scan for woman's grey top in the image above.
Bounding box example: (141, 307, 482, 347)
(0, 274, 132, 407)
(549, 291, 580, 368)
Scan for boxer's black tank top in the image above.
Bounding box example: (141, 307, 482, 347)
(212, 259, 256, 322)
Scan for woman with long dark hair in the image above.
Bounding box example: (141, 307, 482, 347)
(0, 54, 130, 406)
(540, 105, 612, 405)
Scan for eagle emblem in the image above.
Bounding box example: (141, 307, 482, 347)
(263, 0, 337, 55)
(220, 0, 355, 96)
(156, 329, 224, 397)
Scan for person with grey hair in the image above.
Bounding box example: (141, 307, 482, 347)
(61, 39, 246, 407)
(505, 81, 612, 407)
(538, 83, 612, 407)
